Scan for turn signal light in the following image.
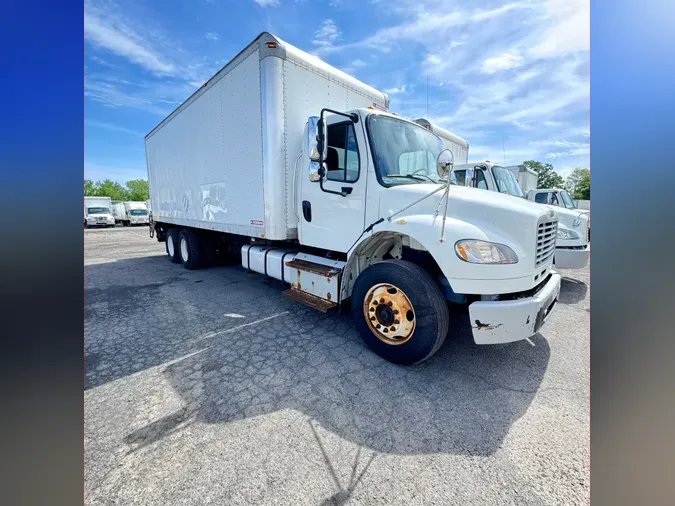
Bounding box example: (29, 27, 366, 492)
(266, 42, 277, 48)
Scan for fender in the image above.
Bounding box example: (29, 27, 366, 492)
(340, 213, 491, 300)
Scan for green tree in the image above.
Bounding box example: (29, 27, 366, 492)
(125, 179, 150, 201)
(522, 160, 565, 189)
(95, 179, 130, 201)
(84, 179, 97, 196)
(565, 168, 590, 200)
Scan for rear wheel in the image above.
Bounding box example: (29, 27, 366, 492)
(179, 229, 202, 270)
(351, 260, 449, 365)
(165, 228, 181, 263)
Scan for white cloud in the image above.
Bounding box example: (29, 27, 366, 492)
(313, 19, 341, 48)
(84, 7, 175, 75)
(205, 32, 219, 41)
(253, 0, 280, 6)
(89, 55, 115, 68)
(351, 59, 367, 68)
(86, 120, 144, 136)
(481, 52, 523, 74)
(530, 0, 589, 58)
(384, 86, 406, 94)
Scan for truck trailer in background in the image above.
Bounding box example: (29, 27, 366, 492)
(505, 164, 538, 193)
(112, 201, 150, 226)
(84, 196, 115, 228)
(145, 32, 561, 365)
(413, 118, 469, 165)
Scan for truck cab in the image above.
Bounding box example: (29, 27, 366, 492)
(293, 109, 561, 355)
(452, 162, 589, 269)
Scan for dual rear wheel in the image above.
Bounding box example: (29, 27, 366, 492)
(165, 228, 202, 270)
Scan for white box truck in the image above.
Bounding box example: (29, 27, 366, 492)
(112, 201, 150, 226)
(145, 32, 561, 365)
(505, 164, 538, 193)
(451, 162, 589, 269)
(413, 118, 469, 165)
(111, 201, 127, 224)
(84, 196, 115, 228)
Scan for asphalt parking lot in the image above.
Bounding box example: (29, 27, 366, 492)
(85, 227, 589, 505)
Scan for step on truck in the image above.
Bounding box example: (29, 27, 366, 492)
(145, 32, 561, 365)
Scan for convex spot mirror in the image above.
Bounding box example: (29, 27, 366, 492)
(436, 149, 454, 179)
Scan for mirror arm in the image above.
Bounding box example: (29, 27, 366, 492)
(315, 108, 355, 197)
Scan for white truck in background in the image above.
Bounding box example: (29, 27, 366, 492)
(413, 118, 469, 164)
(145, 32, 561, 365)
(452, 161, 589, 269)
(112, 201, 150, 226)
(505, 164, 538, 194)
(84, 196, 115, 228)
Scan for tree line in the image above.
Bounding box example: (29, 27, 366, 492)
(84, 179, 149, 202)
(522, 161, 590, 200)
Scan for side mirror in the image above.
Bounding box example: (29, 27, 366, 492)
(308, 162, 321, 182)
(436, 149, 454, 178)
(316, 117, 328, 162)
(307, 116, 321, 162)
(464, 166, 474, 187)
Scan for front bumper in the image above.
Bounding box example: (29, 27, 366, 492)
(554, 244, 590, 269)
(468, 272, 561, 345)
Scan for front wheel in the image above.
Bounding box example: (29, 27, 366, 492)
(351, 260, 449, 365)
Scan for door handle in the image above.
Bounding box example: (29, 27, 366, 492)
(341, 187, 353, 196)
(302, 201, 312, 222)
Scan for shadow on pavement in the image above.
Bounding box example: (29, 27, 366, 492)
(559, 276, 588, 305)
(87, 256, 551, 457)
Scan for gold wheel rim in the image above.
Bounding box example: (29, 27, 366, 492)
(363, 283, 416, 345)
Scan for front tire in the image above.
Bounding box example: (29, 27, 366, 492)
(178, 229, 202, 270)
(351, 260, 449, 365)
(165, 228, 181, 263)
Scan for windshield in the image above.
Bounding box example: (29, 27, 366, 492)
(367, 115, 445, 186)
(87, 207, 110, 215)
(129, 209, 148, 216)
(560, 191, 576, 209)
(492, 166, 524, 197)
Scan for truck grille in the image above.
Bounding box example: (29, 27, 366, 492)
(536, 218, 558, 267)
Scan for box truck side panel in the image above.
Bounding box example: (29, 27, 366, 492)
(280, 56, 388, 231)
(145, 48, 266, 238)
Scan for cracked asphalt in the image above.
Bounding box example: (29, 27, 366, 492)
(85, 227, 589, 505)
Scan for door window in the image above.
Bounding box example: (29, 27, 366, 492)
(326, 123, 359, 182)
(451, 168, 487, 188)
(534, 192, 550, 204)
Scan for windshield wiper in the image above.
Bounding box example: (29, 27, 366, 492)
(387, 174, 436, 184)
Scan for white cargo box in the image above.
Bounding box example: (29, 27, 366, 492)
(413, 118, 469, 165)
(145, 32, 389, 240)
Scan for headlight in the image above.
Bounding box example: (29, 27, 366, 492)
(455, 240, 518, 264)
(557, 229, 580, 240)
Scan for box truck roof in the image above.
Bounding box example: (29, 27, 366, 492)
(146, 32, 390, 140)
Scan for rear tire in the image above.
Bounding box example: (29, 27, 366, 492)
(178, 229, 202, 270)
(165, 228, 181, 263)
(351, 260, 449, 365)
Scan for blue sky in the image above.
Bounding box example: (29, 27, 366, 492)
(85, 0, 589, 183)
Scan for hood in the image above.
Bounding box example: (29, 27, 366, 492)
(379, 183, 553, 246)
(544, 205, 588, 228)
(380, 184, 547, 219)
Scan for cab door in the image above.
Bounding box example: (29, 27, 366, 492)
(299, 115, 368, 252)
